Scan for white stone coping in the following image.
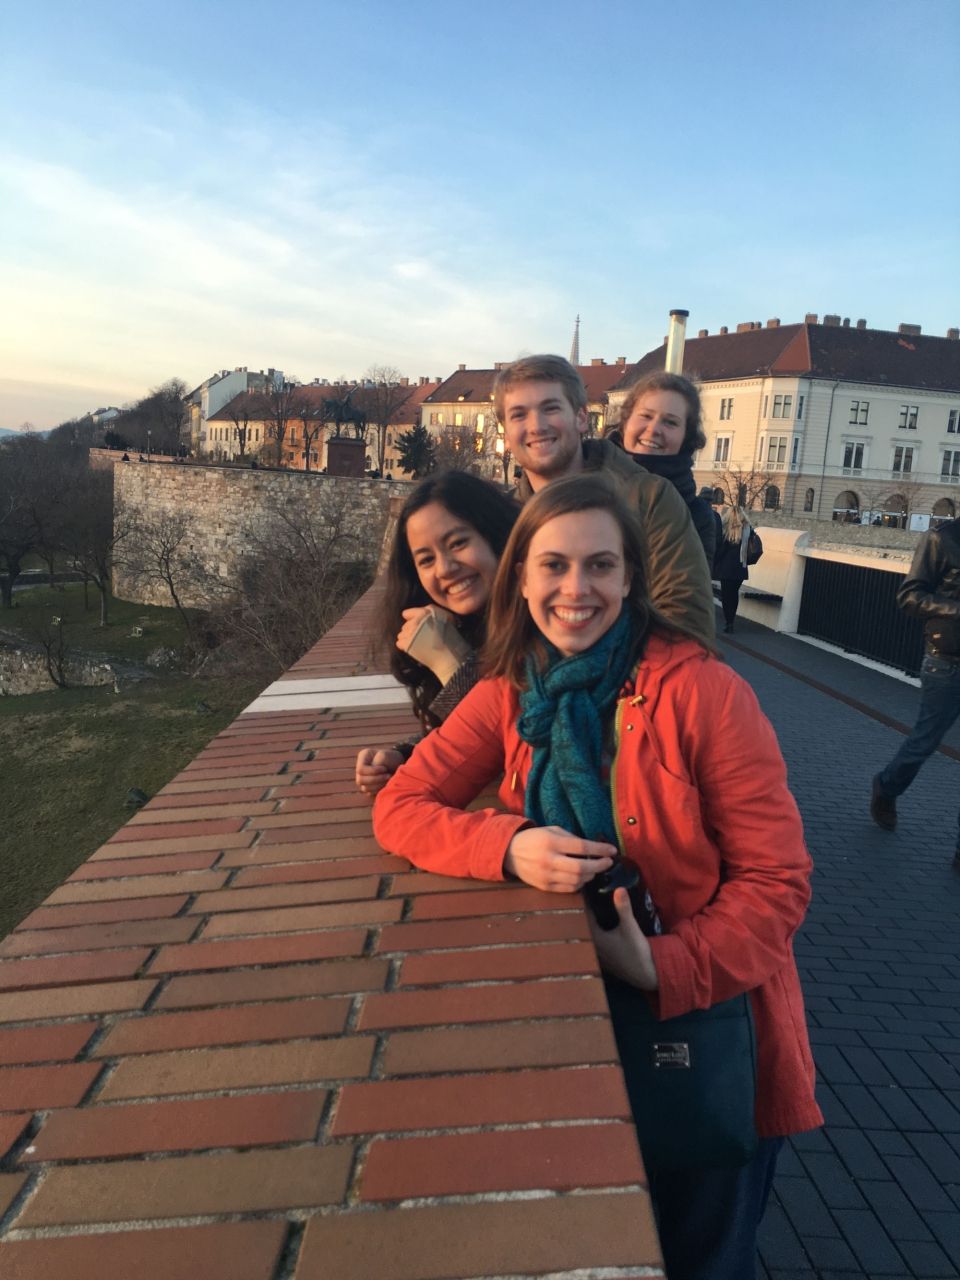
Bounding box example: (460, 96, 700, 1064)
(242, 672, 410, 715)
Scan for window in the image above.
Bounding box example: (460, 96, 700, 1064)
(476, 413, 485, 431)
(454, 412, 463, 426)
(797, 395, 804, 420)
(772, 394, 792, 418)
(803, 487, 815, 512)
(949, 408, 959, 433)
(833, 489, 860, 522)
(898, 404, 918, 430)
(893, 445, 914, 473)
(849, 400, 869, 425)
(764, 484, 780, 510)
(843, 442, 865, 472)
(762, 395, 768, 417)
(713, 435, 730, 465)
(767, 435, 788, 465)
(719, 397, 733, 420)
(429, 411, 443, 426)
(791, 436, 800, 466)
(942, 450, 960, 481)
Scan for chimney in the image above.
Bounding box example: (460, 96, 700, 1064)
(458, 363, 466, 371)
(591, 358, 605, 366)
(842, 318, 850, 327)
(856, 319, 867, 330)
(823, 314, 841, 327)
(947, 329, 959, 341)
(766, 319, 780, 329)
(698, 329, 708, 338)
(735, 322, 752, 334)
(616, 356, 626, 365)
(720, 326, 728, 335)
(400, 377, 409, 386)
(665, 309, 689, 373)
(804, 313, 818, 324)
(898, 323, 921, 336)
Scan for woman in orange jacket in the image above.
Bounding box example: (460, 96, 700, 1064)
(373, 473, 821, 1280)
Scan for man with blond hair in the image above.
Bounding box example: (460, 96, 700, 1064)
(494, 354, 715, 643)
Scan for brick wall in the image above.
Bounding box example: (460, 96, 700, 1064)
(112, 463, 413, 608)
(0, 587, 663, 1278)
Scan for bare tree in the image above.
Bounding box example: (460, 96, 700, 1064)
(712, 465, 777, 511)
(299, 401, 326, 473)
(253, 378, 311, 467)
(119, 511, 201, 639)
(432, 425, 481, 474)
(60, 471, 134, 626)
(0, 436, 45, 606)
(228, 394, 256, 461)
(361, 366, 414, 474)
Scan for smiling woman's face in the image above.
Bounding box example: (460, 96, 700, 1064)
(622, 389, 689, 456)
(520, 509, 630, 656)
(405, 501, 499, 616)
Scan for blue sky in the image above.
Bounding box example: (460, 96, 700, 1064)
(2, 0, 957, 429)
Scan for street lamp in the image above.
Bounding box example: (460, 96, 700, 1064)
(147, 429, 152, 460)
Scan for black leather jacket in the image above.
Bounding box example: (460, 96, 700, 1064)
(897, 519, 960, 658)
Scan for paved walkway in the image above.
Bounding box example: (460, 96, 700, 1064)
(720, 617, 960, 1280)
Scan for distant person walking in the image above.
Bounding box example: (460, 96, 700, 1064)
(871, 517, 960, 871)
(713, 504, 762, 634)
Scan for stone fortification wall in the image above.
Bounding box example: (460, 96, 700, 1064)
(113, 463, 412, 608)
(752, 511, 918, 553)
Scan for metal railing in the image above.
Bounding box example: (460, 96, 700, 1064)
(797, 558, 924, 675)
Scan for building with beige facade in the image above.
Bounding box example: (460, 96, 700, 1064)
(609, 316, 960, 530)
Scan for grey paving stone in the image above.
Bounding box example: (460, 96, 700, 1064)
(827, 1127, 893, 1180)
(927, 1210, 960, 1269)
(882, 1156, 957, 1212)
(795, 1152, 868, 1210)
(775, 1175, 840, 1238)
(757, 1204, 811, 1271)
(830, 1208, 908, 1274)
(858, 1178, 935, 1240)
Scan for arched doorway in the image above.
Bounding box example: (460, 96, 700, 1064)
(832, 489, 860, 523)
(882, 494, 908, 530)
(803, 487, 815, 513)
(931, 497, 956, 530)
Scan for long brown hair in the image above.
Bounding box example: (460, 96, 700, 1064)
(482, 474, 658, 689)
(382, 470, 519, 725)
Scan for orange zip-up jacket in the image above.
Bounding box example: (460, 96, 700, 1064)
(373, 633, 823, 1139)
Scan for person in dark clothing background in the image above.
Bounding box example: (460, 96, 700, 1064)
(871, 517, 960, 870)
(605, 371, 718, 567)
(713, 503, 758, 634)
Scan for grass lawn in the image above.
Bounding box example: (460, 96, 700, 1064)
(2, 582, 192, 660)
(0, 663, 262, 939)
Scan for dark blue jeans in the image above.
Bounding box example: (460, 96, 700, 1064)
(647, 1137, 783, 1279)
(877, 653, 960, 844)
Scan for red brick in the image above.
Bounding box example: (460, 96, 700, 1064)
(376, 910, 588, 954)
(0, 1023, 97, 1066)
(409, 885, 568, 919)
(201, 899, 402, 938)
(0, 947, 151, 992)
(384, 1018, 619, 1076)
(44, 871, 227, 904)
(147, 928, 366, 975)
(385, 871, 497, 897)
(189, 876, 380, 915)
(93, 996, 351, 1056)
(14, 1145, 353, 1225)
(22, 1088, 327, 1162)
(130, 801, 276, 823)
(107, 817, 245, 842)
(259, 820, 372, 845)
(249, 808, 370, 830)
(333, 1065, 630, 1136)
(18, 897, 189, 930)
(233, 853, 401, 888)
(220, 836, 383, 867)
(398, 941, 597, 986)
(99, 1035, 375, 1100)
(165, 774, 295, 793)
(178, 762, 290, 780)
(295, 1192, 662, 1280)
(0, 1061, 103, 1111)
(149, 786, 269, 807)
(361, 1123, 644, 1200)
(68, 851, 220, 880)
(154, 958, 389, 1010)
(0, 918, 197, 958)
(0, 1222, 288, 1280)
(284, 780, 377, 800)
(87, 832, 253, 860)
(359, 976, 606, 1031)
(0, 1170, 27, 1218)
(0, 980, 156, 1025)
(279, 791, 377, 812)
(0, 1113, 30, 1158)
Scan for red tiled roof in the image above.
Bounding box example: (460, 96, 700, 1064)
(422, 369, 498, 405)
(615, 323, 960, 392)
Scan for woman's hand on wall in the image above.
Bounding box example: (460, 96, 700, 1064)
(588, 888, 659, 991)
(355, 747, 404, 797)
(504, 826, 615, 893)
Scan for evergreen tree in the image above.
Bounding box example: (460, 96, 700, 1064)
(395, 423, 436, 478)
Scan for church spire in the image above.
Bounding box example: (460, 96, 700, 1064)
(569, 314, 580, 366)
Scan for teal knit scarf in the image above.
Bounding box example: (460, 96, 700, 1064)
(518, 609, 636, 844)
